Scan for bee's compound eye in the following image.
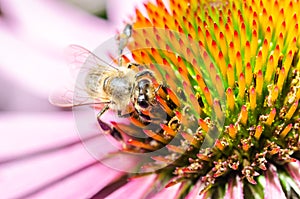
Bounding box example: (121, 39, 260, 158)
(137, 98, 149, 109)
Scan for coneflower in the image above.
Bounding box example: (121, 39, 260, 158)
(99, 0, 300, 198)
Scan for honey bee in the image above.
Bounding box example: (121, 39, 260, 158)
(49, 24, 168, 145)
(49, 44, 161, 119)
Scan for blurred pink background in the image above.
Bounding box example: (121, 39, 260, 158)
(0, 0, 145, 198)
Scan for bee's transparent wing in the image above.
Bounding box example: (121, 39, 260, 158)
(48, 84, 110, 108)
(66, 44, 119, 76)
(49, 45, 117, 107)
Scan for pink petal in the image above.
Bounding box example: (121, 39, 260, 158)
(0, 112, 78, 157)
(286, 160, 300, 188)
(264, 164, 287, 199)
(224, 175, 244, 199)
(2, 0, 114, 49)
(150, 183, 182, 199)
(108, 0, 147, 27)
(0, 28, 69, 98)
(106, 174, 157, 199)
(0, 0, 116, 98)
(0, 112, 135, 198)
(107, 0, 171, 27)
(185, 180, 208, 199)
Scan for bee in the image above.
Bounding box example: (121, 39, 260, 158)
(49, 24, 168, 144)
(49, 44, 161, 120)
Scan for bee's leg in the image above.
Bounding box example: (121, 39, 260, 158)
(154, 84, 163, 93)
(117, 110, 133, 118)
(97, 118, 124, 142)
(97, 104, 110, 119)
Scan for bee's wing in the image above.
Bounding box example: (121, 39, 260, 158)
(48, 85, 110, 108)
(49, 45, 117, 107)
(66, 44, 119, 75)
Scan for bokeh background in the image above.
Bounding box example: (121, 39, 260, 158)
(0, 0, 145, 198)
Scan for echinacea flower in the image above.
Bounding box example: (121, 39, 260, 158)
(79, 0, 300, 198)
(2, 0, 299, 199)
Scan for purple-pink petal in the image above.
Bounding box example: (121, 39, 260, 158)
(264, 164, 287, 199)
(150, 183, 181, 199)
(0, 0, 116, 98)
(224, 175, 244, 199)
(106, 174, 157, 199)
(0, 113, 129, 198)
(185, 180, 208, 199)
(286, 160, 300, 189)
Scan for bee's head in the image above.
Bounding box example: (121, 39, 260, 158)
(136, 79, 152, 109)
(137, 95, 149, 109)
